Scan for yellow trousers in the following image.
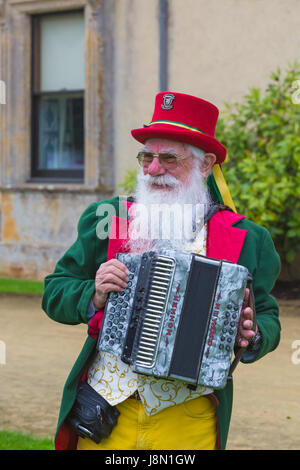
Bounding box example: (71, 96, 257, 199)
(77, 395, 217, 450)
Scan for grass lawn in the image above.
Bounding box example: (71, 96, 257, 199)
(0, 429, 54, 450)
(0, 278, 44, 295)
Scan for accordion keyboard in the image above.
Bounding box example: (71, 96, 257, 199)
(135, 256, 176, 368)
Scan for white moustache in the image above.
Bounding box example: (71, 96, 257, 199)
(140, 173, 180, 188)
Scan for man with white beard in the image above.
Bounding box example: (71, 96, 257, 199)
(43, 92, 281, 451)
(128, 141, 211, 253)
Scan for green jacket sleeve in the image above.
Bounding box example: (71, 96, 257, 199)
(42, 202, 99, 326)
(242, 227, 281, 363)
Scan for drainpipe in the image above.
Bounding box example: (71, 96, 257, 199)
(159, 0, 168, 92)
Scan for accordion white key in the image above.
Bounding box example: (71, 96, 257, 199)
(97, 250, 252, 389)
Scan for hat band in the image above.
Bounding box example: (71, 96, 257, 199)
(148, 120, 210, 136)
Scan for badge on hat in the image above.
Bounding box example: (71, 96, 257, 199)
(161, 93, 175, 110)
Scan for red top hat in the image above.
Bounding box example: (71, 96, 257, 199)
(131, 92, 226, 163)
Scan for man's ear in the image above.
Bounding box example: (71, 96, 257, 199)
(201, 153, 217, 177)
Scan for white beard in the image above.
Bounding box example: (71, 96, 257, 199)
(127, 160, 212, 254)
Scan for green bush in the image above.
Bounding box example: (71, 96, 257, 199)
(119, 63, 300, 267)
(216, 62, 300, 267)
(118, 168, 138, 195)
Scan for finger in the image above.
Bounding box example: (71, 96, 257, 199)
(241, 307, 254, 321)
(242, 288, 250, 309)
(238, 338, 250, 348)
(242, 319, 253, 330)
(103, 265, 129, 282)
(106, 259, 130, 274)
(239, 329, 256, 341)
(97, 273, 128, 289)
(99, 264, 129, 283)
(98, 282, 127, 294)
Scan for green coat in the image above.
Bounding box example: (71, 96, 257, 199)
(42, 196, 281, 450)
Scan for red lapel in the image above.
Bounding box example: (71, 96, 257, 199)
(107, 200, 133, 261)
(207, 210, 247, 263)
(107, 200, 247, 264)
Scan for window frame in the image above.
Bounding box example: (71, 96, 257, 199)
(31, 10, 85, 182)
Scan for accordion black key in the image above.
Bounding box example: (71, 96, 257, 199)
(97, 250, 252, 389)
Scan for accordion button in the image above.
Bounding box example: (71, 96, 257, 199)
(229, 329, 234, 335)
(221, 336, 225, 341)
(226, 345, 231, 351)
(219, 344, 224, 350)
(104, 335, 109, 341)
(230, 321, 235, 327)
(227, 337, 232, 343)
(109, 340, 115, 346)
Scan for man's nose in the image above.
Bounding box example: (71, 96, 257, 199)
(146, 156, 166, 175)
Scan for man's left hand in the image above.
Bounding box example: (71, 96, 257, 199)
(235, 288, 257, 348)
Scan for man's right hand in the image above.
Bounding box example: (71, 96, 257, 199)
(92, 259, 129, 310)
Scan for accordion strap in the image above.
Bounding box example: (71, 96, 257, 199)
(204, 203, 234, 224)
(228, 276, 257, 379)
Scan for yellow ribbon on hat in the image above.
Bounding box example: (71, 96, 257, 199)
(213, 160, 237, 213)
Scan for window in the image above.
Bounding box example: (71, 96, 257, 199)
(31, 11, 85, 181)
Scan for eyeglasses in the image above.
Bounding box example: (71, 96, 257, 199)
(137, 151, 192, 170)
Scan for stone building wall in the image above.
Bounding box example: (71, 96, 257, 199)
(0, 0, 299, 280)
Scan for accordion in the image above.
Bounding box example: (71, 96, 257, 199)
(97, 250, 252, 390)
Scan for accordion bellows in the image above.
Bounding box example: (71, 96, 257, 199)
(97, 250, 249, 390)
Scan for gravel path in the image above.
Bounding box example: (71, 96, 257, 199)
(0, 293, 299, 450)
